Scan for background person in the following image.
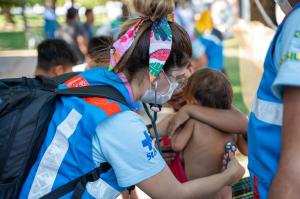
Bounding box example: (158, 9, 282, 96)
(248, 1, 300, 198)
(86, 36, 113, 69)
(83, 8, 95, 40)
(56, 7, 88, 63)
(35, 39, 78, 77)
(44, 0, 58, 39)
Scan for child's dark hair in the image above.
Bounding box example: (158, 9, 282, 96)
(115, 0, 192, 82)
(184, 68, 233, 109)
(88, 36, 113, 65)
(37, 39, 78, 72)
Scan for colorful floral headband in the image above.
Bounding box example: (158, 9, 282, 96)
(109, 12, 175, 82)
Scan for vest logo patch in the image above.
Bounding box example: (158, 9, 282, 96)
(65, 76, 90, 88)
(142, 131, 157, 160)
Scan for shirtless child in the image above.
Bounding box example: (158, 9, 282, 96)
(171, 68, 248, 199)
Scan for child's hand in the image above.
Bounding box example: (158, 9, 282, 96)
(222, 152, 245, 186)
(168, 105, 191, 137)
(161, 145, 176, 165)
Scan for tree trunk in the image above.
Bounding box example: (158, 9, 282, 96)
(51, 0, 57, 10)
(2, 6, 15, 24)
(251, 0, 277, 27)
(21, 5, 28, 31)
(71, 0, 75, 6)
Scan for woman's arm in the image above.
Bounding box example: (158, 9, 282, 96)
(169, 105, 248, 137)
(138, 154, 245, 199)
(171, 119, 194, 152)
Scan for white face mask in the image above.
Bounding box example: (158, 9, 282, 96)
(141, 76, 178, 105)
(275, 0, 293, 14)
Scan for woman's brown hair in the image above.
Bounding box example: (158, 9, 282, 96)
(184, 68, 233, 109)
(113, 0, 192, 82)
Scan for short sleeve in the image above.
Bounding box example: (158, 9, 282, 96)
(192, 39, 206, 58)
(272, 10, 300, 99)
(93, 111, 165, 188)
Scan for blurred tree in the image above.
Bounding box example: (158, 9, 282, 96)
(77, 0, 119, 7)
(251, 0, 277, 27)
(0, 0, 44, 29)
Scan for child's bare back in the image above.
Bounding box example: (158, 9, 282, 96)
(183, 119, 236, 180)
(172, 118, 236, 199)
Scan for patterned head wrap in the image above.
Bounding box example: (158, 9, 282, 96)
(109, 10, 174, 82)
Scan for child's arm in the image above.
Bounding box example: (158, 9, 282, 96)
(237, 134, 248, 156)
(171, 119, 195, 152)
(169, 105, 248, 136)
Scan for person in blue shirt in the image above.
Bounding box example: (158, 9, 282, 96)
(247, 0, 300, 198)
(199, 28, 224, 72)
(195, 9, 224, 72)
(20, 0, 245, 198)
(44, 2, 58, 39)
(83, 9, 94, 40)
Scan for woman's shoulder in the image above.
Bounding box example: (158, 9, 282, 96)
(97, 110, 145, 131)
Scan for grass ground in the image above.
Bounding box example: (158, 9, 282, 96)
(224, 39, 249, 114)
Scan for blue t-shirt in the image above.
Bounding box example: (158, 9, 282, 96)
(92, 110, 166, 192)
(248, 5, 300, 198)
(272, 9, 300, 99)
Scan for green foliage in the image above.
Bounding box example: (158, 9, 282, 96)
(0, 0, 44, 6)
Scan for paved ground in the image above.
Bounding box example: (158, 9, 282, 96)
(0, 50, 36, 79)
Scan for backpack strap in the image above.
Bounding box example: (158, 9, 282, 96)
(55, 85, 130, 108)
(52, 72, 81, 86)
(40, 163, 111, 199)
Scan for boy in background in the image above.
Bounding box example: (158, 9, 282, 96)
(35, 39, 78, 77)
(86, 36, 113, 69)
(171, 68, 248, 199)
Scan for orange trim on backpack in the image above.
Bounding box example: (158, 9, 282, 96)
(254, 176, 260, 199)
(83, 97, 122, 116)
(65, 76, 90, 88)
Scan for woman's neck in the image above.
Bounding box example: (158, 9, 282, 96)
(125, 72, 149, 102)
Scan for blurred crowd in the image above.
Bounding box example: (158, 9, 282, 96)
(40, 0, 226, 76)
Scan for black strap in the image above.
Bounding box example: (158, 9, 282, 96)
(55, 85, 130, 107)
(52, 72, 80, 86)
(41, 163, 111, 199)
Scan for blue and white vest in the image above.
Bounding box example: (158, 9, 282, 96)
(248, 4, 300, 199)
(19, 68, 139, 198)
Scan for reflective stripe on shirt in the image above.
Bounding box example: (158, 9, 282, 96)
(252, 97, 283, 126)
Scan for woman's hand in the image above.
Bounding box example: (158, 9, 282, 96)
(168, 105, 191, 137)
(222, 152, 245, 186)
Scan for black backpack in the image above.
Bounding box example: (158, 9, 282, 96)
(0, 73, 129, 199)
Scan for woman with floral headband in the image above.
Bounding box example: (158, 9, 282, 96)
(19, 0, 244, 198)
